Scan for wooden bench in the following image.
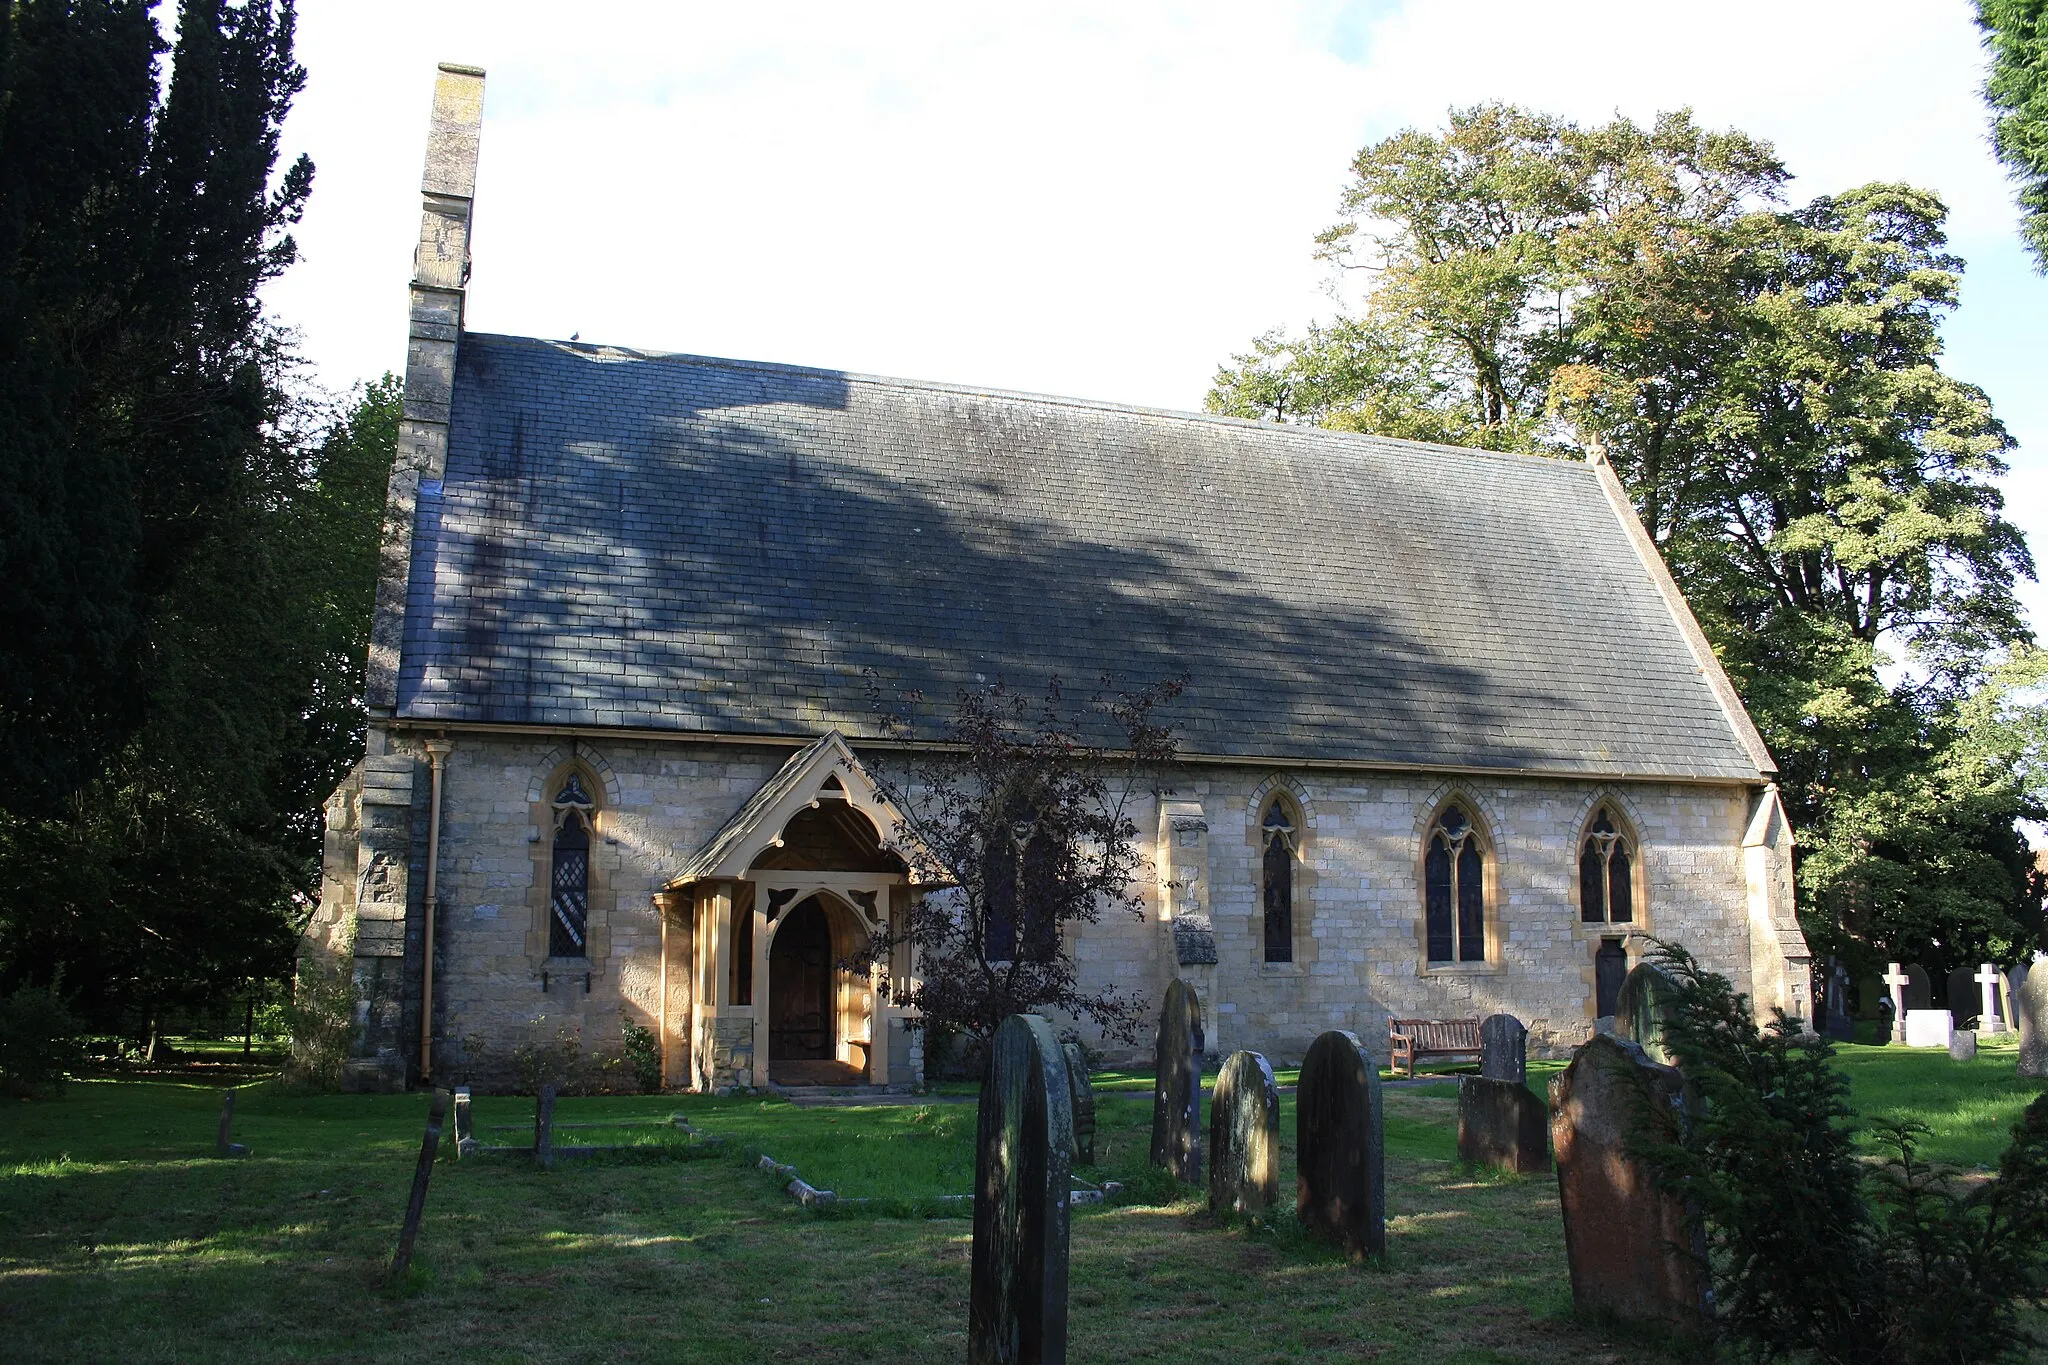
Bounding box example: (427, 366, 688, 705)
(1388, 1017, 1481, 1078)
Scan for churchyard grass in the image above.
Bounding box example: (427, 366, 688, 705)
(1, 1047, 2035, 1363)
(1834, 1036, 2040, 1166)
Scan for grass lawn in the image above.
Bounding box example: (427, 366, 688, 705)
(1, 1043, 2041, 1364)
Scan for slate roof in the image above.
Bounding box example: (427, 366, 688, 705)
(395, 333, 1766, 781)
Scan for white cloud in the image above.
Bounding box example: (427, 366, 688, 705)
(266, 0, 2046, 628)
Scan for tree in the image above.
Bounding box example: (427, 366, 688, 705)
(854, 674, 1184, 1067)
(1209, 106, 2043, 976)
(1978, 0, 2048, 271)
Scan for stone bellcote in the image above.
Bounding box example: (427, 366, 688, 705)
(367, 63, 487, 713)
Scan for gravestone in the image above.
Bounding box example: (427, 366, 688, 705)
(1295, 1029, 1385, 1261)
(1904, 1010, 1953, 1049)
(1060, 1043, 1096, 1167)
(1457, 1076, 1549, 1174)
(1884, 962, 1910, 1044)
(1945, 965, 1979, 1027)
(1979, 964, 2009, 1036)
(1208, 1049, 1279, 1218)
(1903, 964, 1933, 1013)
(2014, 957, 2048, 1079)
(1550, 1034, 1709, 1331)
(452, 1087, 477, 1158)
(534, 1083, 557, 1171)
(1822, 959, 1856, 1042)
(1479, 1013, 1528, 1085)
(214, 1090, 249, 1158)
(1950, 1030, 1978, 1062)
(1615, 961, 1680, 1065)
(389, 1088, 451, 1282)
(969, 1013, 1074, 1365)
(1148, 977, 1204, 1184)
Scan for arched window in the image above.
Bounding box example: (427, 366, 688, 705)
(1424, 803, 1487, 963)
(1261, 798, 1296, 963)
(983, 790, 1059, 964)
(549, 773, 595, 958)
(1579, 805, 1635, 924)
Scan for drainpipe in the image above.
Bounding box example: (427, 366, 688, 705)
(420, 739, 453, 1082)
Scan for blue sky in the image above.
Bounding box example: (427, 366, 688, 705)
(267, 0, 2046, 638)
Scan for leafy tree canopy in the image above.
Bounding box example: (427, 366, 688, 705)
(1210, 105, 2043, 977)
(1979, 0, 2048, 271)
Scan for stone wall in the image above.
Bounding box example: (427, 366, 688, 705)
(314, 725, 1795, 1088)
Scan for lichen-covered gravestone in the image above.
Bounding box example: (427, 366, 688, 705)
(1148, 977, 1204, 1184)
(452, 1086, 477, 1158)
(1479, 1013, 1528, 1084)
(1550, 1034, 1709, 1332)
(1295, 1029, 1385, 1261)
(1457, 1076, 1549, 1174)
(1208, 1049, 1279, 1217)
(2015, 957, 2048, 1080)
(1060, 1042, 1096, 1167)
(1614, 961, 1680, 1065)
(1950, 1031, 1978, 1062)
(534, 1083, 557, 1171)
(970, 1013, 1074, 1365)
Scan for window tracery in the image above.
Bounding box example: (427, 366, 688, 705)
(1261, 798, 1296, 963)
(1578, 805, 1636, 925)
(549, 773, 595, 958)
(1424, 803, 1487, 963)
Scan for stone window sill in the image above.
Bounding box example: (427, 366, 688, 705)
(1260, 961, 1304, 976)
(1420, 960, 1502, 976)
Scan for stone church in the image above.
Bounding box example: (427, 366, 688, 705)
(306, 65, 1810, 1093)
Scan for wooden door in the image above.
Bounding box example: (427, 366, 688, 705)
(769, 898, 833, 1061)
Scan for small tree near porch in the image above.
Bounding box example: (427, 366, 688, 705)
(855, 673, 1184, 1069)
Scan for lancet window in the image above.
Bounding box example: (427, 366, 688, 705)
(549, 773, 595, 958)
(1578, 806, 1636, 925)
(1261, 798, 1296, 963)
(1424, 803, 1487, 963)
(984, 791, 1059, 964)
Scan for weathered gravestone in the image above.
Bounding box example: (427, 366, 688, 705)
(1822, 959, 1856, 1042)
(214, 1090, 249, 1158)
(452, 1087, 477, 1158)
(1615, 961, 1680, 1065)
(389, 1088, 451, 1282)
(1550, 1034, 1709, 1332)
(2014, 957, 2048, 1079)
(1060, 1043, 1096, 1167)
(534, 1083, 557, 1171)
(1208, 1049, 1279, 1218)
(1458, 1076, 1549, 1174)
(1479, 1013, 1528, 1085)
(1978, 963, 2009, 1036)
(1903, 964, 1933, 1012)
(1149, 977, 1204, 1184)
(1950, 1030, 1978, 1062)
(1295, 1029, 1385, 1261)
(1945, 965, 1980, 1027)
(970, 1013, 1074, 1365)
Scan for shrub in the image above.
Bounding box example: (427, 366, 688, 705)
(621, 1020, 661, 1093)
(0, 979, 86, 1098)
(1630, 940, 2048, 1363)
(281, 951, 357, 1091)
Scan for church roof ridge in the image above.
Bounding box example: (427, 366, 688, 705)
(464, 330, 1593, 478)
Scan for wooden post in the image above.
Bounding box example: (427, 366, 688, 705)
(389, 1088, 451, 1282)
(534, 1083, 557, 1170)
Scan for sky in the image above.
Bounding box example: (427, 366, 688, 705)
(264, 0, 2048, 636)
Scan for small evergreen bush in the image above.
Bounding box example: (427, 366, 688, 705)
(0, 979, 85, 1098)
(1631, 940, 2048, 1363)
(621, 1020, 662, 1093)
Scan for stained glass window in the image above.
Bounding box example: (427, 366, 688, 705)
(1262, 799, 1295, 963)
(1425, 804, 1487, 963)
(1578, 807, 1635, 924)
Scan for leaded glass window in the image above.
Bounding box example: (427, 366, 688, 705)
(549, 775, 595, 958)
(1424, 804, 1487, 963)
(1261, 799, 1295, 963)
(1578, 806, 1635, 924)
(983, 792, 1059, 964)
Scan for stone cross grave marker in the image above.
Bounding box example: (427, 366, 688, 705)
(1615, 961, 1680, 1065)
(1295, 1029, 1385, 1261)
(1061, 1042, 1096, 1167)
(1149, 977, 1204, 1184)
(452, 1087, 477, 1158)
(1884, 963, 1911, 1044)
(389, 1088, 451, 1283)
(1950, 1031, 1978, 1062)
(969, 1013, 1074, 1365)
(1978, 964, 2008, 1036)
(214, 1090, 248, 1158)
(1550, 1035, 1709, 1333)
(1458, 1076, 1549, 1174)
(1479, 1013, 1528, 1085)
(534, 1083, 557, 1171)
(1208, 1049, 1279, 1218)
(2015, 956, 2048, 1079)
